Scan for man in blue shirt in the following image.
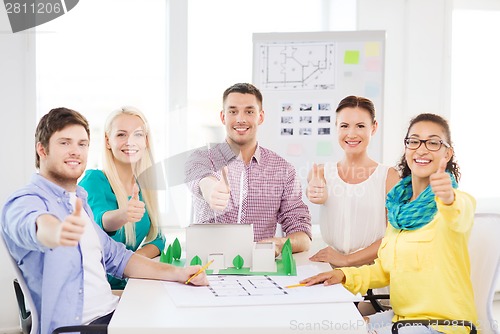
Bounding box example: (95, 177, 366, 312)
(1, 107, 208, 334)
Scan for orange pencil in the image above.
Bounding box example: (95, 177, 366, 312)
(185, 259, 214, 284)
(285, 283, 307, 288)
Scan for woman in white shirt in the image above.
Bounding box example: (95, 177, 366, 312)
(306, 96, 399, 314)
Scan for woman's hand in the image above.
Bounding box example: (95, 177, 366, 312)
(309, 246, 349, 267)
(300, 269, 346, 286)
(126, 183, 146, 222)
(306, 163, 327, 204)
(430, 158, 455, 205)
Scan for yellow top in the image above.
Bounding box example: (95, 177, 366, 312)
(340, 190, 478, 334)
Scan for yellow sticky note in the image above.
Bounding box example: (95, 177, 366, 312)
(316, 141, 333, 156)
(365, 42, 380, 57)
(344, 50, 360, 65)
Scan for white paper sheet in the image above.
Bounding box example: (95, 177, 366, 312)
(163, 274, 361, 308)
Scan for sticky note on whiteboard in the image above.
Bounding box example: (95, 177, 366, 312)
(287, 143, 303, 156)
(365, 57, 382, 72)
(365, 82, 381, 98)
(365, 42, 380, 57)
(316, 141, 333, 156)
(344, 50, 360, 64)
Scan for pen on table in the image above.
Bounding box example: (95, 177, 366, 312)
(185, 259, 214, 285)
(285, 283, 307, 288)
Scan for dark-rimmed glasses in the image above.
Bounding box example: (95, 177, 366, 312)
(404, 138, 450, 151)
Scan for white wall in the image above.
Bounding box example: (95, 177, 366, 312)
(357, 0, 451, 166)
(0, 7, 37, 333)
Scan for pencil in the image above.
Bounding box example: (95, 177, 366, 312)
(285, 283, 307, 288)
(185, 259, 214, 284)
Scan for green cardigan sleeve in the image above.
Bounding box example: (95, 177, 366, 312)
(79, 169, 166, 253)
(79, 169, 118, 234)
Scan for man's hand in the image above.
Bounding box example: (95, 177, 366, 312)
(37, 198, 87, 248)
(199, 166, 230, 211)
(59, 198, 87, 246)
(126, 183, 146, 223)
(180, 265, 209, 286)
(306, 163, 327, 204)
(430, 157, 454, 205)
(258, 237, 284, 257)
(123, 255, 210, 286)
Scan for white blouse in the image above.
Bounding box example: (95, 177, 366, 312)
(319, 163, 389, 255)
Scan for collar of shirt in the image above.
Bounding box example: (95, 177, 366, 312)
(32, 173, 89, 203)
(221, 141, 262, 165)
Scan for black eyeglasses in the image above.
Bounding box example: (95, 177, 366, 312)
(404, 138, 450, 151)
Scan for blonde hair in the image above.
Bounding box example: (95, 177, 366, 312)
(103, 107, 160, 246)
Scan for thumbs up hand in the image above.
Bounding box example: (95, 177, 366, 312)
(307, 163, 327, 204)
(126, 183, 146, 223)
(200, 166, 231, 212)
(430, 157, 455, 205)
(59, 198, 87, 247)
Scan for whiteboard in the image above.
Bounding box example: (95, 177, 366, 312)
(252, 31, 385, 224)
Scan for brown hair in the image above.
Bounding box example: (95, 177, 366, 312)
(397, 113, 461, 181)
(35, 107, 90, 169)
(335, 95, 376, 123)
(222, 83, 263, 110)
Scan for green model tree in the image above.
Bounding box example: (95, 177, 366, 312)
(190, 255, 202, 266)
(232, 254, 244, 269)
(160, 244, 173, 264)
(281, 239, 293, 275)
(172, 238, 182, 260)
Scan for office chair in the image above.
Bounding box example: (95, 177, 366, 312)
(363, 288, 390, 313)
(391, 213, 500, 334)
(1, 235, 108, 334)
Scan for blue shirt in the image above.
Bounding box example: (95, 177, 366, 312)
(1, 174, 133, 334)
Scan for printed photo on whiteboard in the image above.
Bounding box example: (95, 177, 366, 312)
(281, 128, 294, 136)
(318, 116, 331, 123)
(299, 128, 312, 135)
(282, 103, 293, 112)
(299, 116, 312, 124)
(318, 103, 331, 111)
(281, 116, 293, 124)
(299, 103, 313, 112)
(318, 128, 331, 135)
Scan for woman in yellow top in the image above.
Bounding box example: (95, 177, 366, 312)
(301, 113, 477, 334)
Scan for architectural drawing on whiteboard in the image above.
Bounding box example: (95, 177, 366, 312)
(259, 42, 335, 90)
(208, 275, 288, 297)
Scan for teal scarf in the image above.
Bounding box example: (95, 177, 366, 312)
(386, 173, 458, 230)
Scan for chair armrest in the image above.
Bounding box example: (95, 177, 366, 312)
(363, 288, 390, 312)
(13, 279, 30, 319)
(13, 279, 32, 334)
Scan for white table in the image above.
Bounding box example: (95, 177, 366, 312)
(109, 251, 367, 334)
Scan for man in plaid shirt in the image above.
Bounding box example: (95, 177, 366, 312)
(186, 83, 311, 255)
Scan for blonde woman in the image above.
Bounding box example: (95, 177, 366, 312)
(79, 107, 165, 290)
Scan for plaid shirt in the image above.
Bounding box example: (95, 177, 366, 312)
(185, 142, 311, 241)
